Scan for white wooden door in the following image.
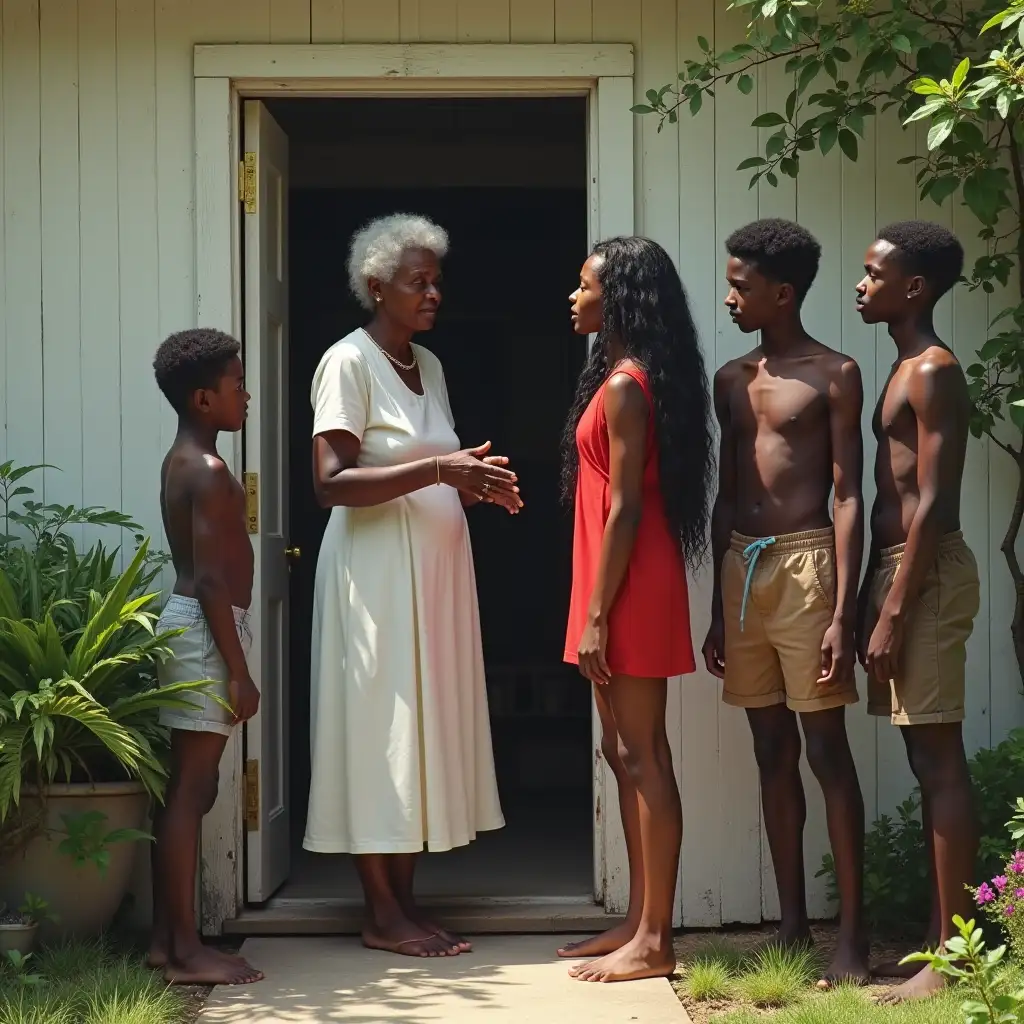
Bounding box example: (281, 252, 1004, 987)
(589, 77, 635, 914)
(243, 100, 291, 902)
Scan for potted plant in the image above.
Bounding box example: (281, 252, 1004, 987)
(0, 893, 55, 957)
(0, 463, 216, 937)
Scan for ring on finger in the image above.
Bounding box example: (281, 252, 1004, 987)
(482, 481, 490, 494)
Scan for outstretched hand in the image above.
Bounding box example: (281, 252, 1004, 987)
(480, 455, 523, 514)
(441, 441, 522, 512)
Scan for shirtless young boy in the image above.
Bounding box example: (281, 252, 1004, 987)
(855, 222, 980, 1004)
(703, 219, 868, 986)
(150, 328, 263, 986)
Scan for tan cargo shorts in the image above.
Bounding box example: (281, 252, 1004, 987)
(865, 532, 979, 726)
(722, 527, 859, 714)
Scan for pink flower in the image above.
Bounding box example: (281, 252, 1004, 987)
(1006, 905, 1016, 917)
(995, 876, 1009, 893)
(977, 883, 996, 906)
(1015, 888, 1024, 899)
(1011, 852, 1024, 874)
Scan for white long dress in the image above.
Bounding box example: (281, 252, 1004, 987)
(303, 328, 504, 854)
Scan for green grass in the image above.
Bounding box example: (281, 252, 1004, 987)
(732, 943, 821, 1009)
(684, 958, 734, 1001)
(679, 938, 752, 1001)
(0, 937, 191, 1024)
(676, 939, 1024, 1022)
(715, 983, 965, 1024)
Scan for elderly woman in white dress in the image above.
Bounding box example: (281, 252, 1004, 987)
(304, 214, 521, 958)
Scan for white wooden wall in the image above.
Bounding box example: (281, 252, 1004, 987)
(0, 0, 1020, 925)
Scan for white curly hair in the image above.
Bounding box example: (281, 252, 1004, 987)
(347, 213, 449, 310)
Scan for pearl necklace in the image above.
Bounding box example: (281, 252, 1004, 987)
(367, 333, 417, 372)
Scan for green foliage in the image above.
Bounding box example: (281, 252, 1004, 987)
(0, 939, 190, 1024)
(905, 915, 1024, 1023)
(0, 463, 169, 623)
(16, 894, 55, 928)
(684, 957, 734, 1001)
(734, 943, 821, 1008)
(2, 951, 45, 988)
(818, 729, 1024, 934)
(55, 811, 152, 878)
(638, 0, 1024, 683)
(1009, 796, 1024, 843)
(0, 464, 215, 856)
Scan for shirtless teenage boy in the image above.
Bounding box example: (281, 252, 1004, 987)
(150, 329, 263, 986)
(703, 219, 868, 986)
(855, 222, 980, 1003)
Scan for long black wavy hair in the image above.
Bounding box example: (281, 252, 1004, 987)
(560, 236, 715, 570)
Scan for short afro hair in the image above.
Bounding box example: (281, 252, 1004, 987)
(347, 213, 449, 310)
(725, 218, 822, 302)
(877, 221, 964, 298)
(153, 328, 241, 414)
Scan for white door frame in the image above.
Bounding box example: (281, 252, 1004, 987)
(192, 42, 635, 935)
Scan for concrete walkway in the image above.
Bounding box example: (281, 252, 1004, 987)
(201, 935, 691, 1023)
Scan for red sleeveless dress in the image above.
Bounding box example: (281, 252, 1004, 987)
(563, 364, 695, 678)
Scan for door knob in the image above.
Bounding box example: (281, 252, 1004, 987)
(285, 546, 301, 561)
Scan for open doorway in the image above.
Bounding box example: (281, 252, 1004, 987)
(268, 96, 592, 901)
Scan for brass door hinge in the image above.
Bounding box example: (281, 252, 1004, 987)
(240, 152, 257, 214)
(244, 758, 260, 831)
(244, 471, 258, 535)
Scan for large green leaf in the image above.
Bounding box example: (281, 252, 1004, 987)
(68, 540, 149, 678)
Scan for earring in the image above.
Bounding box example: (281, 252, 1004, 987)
(375, 294, 382, 303)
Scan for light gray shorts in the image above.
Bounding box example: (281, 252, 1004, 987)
(156, 595, 253, 737)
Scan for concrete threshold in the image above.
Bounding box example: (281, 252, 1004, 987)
(224, 896, 622, 936)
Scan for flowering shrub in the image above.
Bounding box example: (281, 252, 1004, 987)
(971, 810, 1024, 963)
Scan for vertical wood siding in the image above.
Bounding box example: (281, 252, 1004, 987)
(0, 0, 1019, 924)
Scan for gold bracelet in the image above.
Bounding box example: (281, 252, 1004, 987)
(435, 456, 441, 485)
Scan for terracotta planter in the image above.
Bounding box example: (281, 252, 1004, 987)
(0, 921, 38, 956)
(0, 781, 150, 940)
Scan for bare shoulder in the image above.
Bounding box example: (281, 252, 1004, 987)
(606, 368, 647, 403)
(605, 369, 650, 426)
(825, 349, 862, 396)
(713, 354, 750, 390)
(187, 451, 237, 500)
(906, 345, 967, 407)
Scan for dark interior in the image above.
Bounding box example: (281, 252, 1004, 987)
(275, 97, 593, 898)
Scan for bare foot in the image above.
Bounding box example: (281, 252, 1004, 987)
(164, 947, 264, 986)
(147, 940, 169, 970)
(816, 937, 870, 989)
(362, 915, 461, 958)
(406, 912, 472, 953)
(571, 934, 677, 983)
(872, 945, 936, 980)
(558, 921, 638, 963)
(878, 963, 946, 1004)
(148, 941, 250, 971)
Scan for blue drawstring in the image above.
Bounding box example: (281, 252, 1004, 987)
(740, 536, 776, 631)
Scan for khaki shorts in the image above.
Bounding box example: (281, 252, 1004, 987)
(156, 595, 253, 737)
(722, 527, 858, 714)
(866, 532, 979, 726)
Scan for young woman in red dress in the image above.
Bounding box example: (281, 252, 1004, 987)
(559, 237, 714, 983)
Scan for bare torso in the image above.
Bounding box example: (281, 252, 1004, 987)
(724, 343, 847, 536)
(870, 344, 969, 549)
(160, 439, 254, 609)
